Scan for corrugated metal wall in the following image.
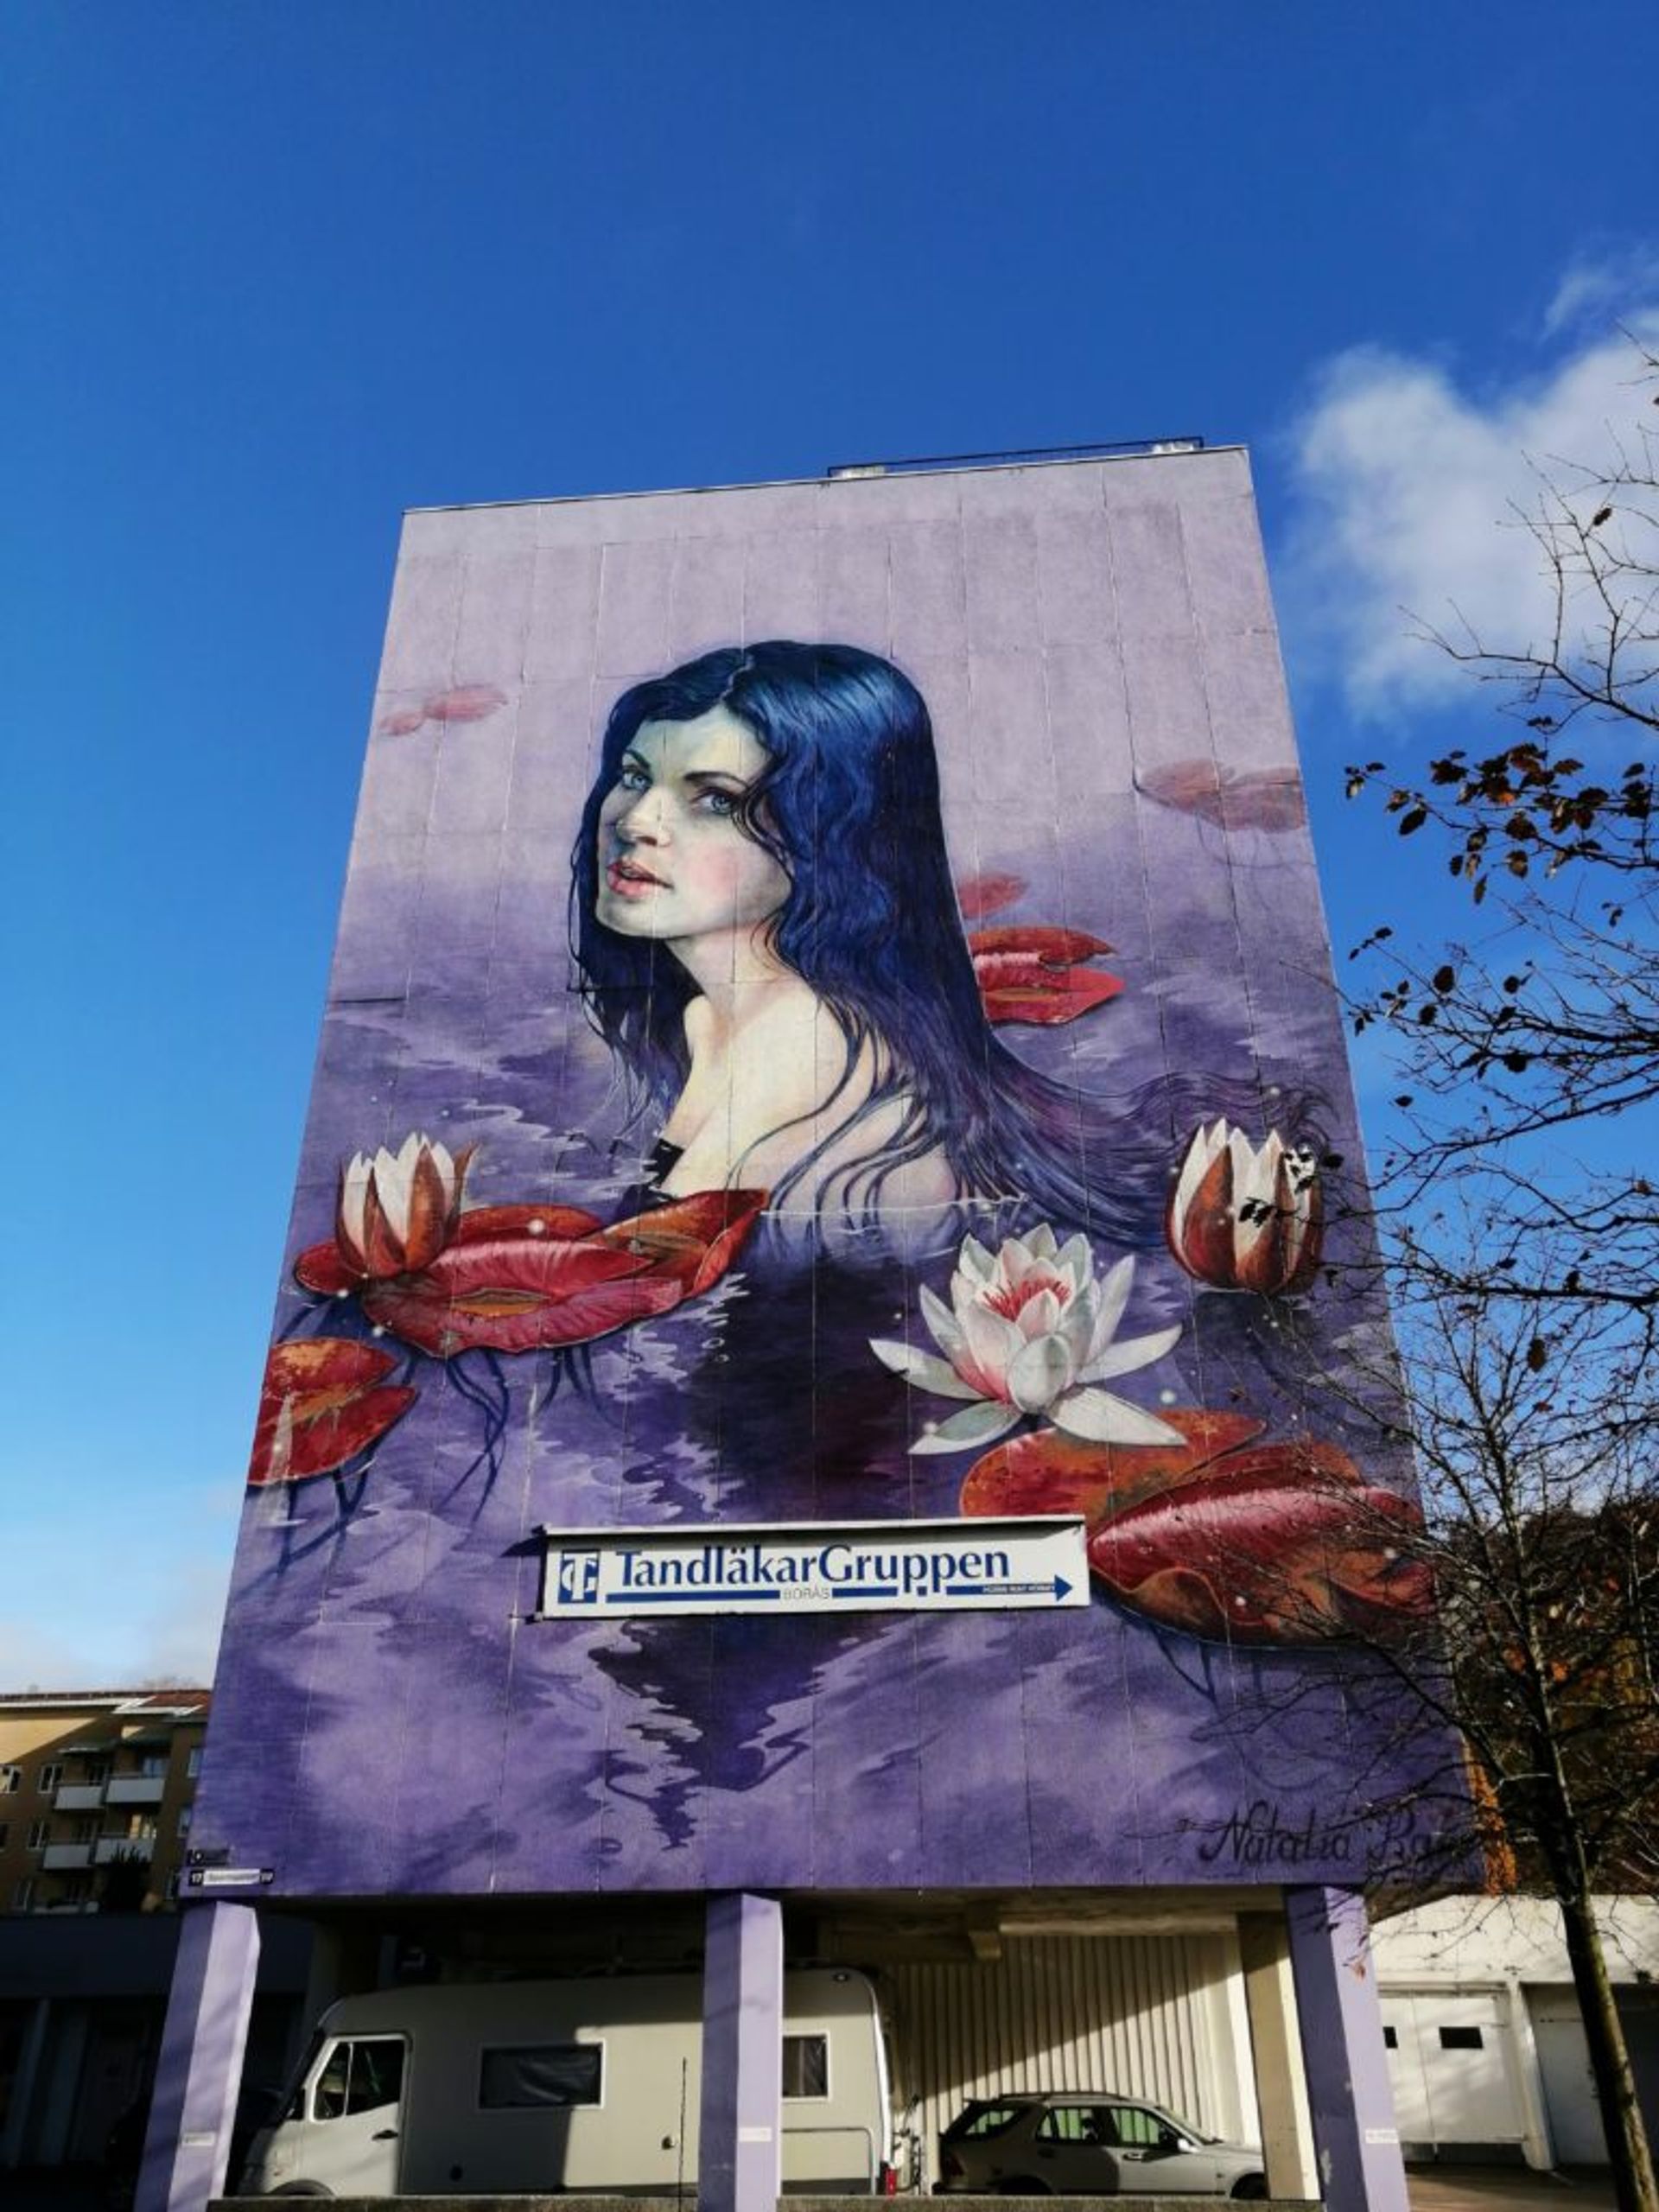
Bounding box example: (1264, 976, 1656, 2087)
(886, 1934, 1246, 2185)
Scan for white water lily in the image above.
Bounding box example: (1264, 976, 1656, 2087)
(335, 1130, 474, 1279)
(870, 1226, 1184, 1454)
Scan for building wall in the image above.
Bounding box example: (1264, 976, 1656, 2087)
(193, 448, 1455, 1904)
(0, 1694, 207, 1918)
(1373, 1897, 1659, 2167)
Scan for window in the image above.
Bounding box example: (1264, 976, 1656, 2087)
(26, 1821, 48, 1851)
(37, 1763, 63, 1794)
(313, 2038, 405, 2121)
(11, 1878, 35, 1911)
(479, 2044, 603, 2110)
(0, 1825, 9, 1849)
(1038, 2108, 1113, 2145)
(1382, 2026, 1399, 2049)
(137, 1754, 168, 1780)
(1, 1768, 19, 1796)
(176, 1806, 193, 1838)
(781, 2034, 829, 2100)
(944, 2106, 1021, 2142)
(1440, 2025, 1484, 2050)
(1109, 2107, 1170, 2150)
(186, 1748, 203, 1780)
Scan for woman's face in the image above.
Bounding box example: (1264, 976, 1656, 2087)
(594, 706, 791, 948)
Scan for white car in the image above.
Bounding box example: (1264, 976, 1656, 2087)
(937, 2093, 1267, 2196)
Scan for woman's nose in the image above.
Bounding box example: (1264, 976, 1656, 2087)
(618, 787, 669, 842)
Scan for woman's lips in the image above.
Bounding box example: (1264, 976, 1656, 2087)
(607, 857, 666, 897)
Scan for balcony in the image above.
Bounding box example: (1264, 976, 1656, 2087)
(94, 1834, 155, 1866)
(54, 1783, 105, 1813)
(105, 1777, 165, 1807)
(41, 1843, 92, 1872)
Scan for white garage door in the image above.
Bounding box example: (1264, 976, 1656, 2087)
(1529, 1989, 1607, 2165)
(1379, 1992, 1525, 2155)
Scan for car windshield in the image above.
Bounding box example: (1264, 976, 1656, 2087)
(1165, 2110, 1220, 2145)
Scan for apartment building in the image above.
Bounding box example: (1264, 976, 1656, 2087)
(0, 1689, 207, 1917)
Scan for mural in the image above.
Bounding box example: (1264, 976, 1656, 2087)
(194, 454, 1452, 1897)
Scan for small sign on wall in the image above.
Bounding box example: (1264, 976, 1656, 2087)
(539, 1516, 1087, 1618)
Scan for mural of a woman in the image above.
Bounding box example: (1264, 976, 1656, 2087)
(571, 639, 1233, 1244)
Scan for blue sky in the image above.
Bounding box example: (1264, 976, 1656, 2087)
(5, 1, 1656, 1685)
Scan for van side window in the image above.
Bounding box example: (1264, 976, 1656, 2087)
(313, 2037, 405, 2120)
(781, 2034, 829, 2099)
(479, 2044, 603, 2109)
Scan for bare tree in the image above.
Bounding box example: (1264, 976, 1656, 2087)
(1336, 344, 1659, 2212)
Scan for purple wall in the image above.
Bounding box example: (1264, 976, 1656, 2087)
(193, 451, 1450, 1899)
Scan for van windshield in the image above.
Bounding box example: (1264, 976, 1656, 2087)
(282, 2036, 326, 2124)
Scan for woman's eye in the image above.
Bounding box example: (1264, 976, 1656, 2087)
(616, 766, 650, 793)
(699, 789, 739, 817)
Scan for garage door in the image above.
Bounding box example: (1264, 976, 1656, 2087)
(1379, 1991, 1524, 2158)
(1529, 1990, 1607, 2165)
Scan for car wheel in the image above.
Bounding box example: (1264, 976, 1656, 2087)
(271, 2186, 335, 2197)
(1231, 2176, 1268, 2199)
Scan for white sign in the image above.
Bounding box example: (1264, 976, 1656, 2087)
(539, 1516, 1087, 1618)
(186, 1866, 272, 1890)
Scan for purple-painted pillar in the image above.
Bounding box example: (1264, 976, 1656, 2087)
(136, 1902, 260, 2212)
(699, 1891, 783, 2212)
(1286, 1887, 1407, 2212)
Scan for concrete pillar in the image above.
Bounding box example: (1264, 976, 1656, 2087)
(699, 1891, 783, 2212)
(135, 1902, 260, 2212)
(1238, 1911, 1319, 2198)
(1286, 1886, 1408, 2212)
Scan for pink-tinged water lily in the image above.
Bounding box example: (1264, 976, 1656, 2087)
(1166, 1120, 1323, 1295)
(871, 1228, 1184, 1454)
(334, 1133, 474, 1281)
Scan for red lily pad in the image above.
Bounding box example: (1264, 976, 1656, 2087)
(961, 1408, 1268, 1525)
(969, 925, 1115, 963)
(296, 1201, 602, 1295)
(1138, 760, 1306, 832)
(424, 683, 507, 723)
(358, 1188, 767, 1357)
(248, 1338, 416, 1487)
(975, 954, 1124, 1026)
(969, 925, 1123, 1027)
(375, 683, 507, 736)
(1087, 1459, 1433, 1644)
(957, 870, 1027, 921)
(963, 1414, 1427, 1646)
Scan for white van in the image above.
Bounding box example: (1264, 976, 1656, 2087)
(241, 1968, 894, 2197)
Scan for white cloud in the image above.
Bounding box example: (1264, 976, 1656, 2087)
(1281, 296, 1659, 723)
(1545, 246, 1659, 339)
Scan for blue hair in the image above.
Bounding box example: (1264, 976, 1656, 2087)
(570, 641, 1281, 1241)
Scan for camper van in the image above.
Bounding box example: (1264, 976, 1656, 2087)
(241, 1968, 895, 2197)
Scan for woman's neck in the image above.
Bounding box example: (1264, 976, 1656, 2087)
(666, 925, 801, 1021)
